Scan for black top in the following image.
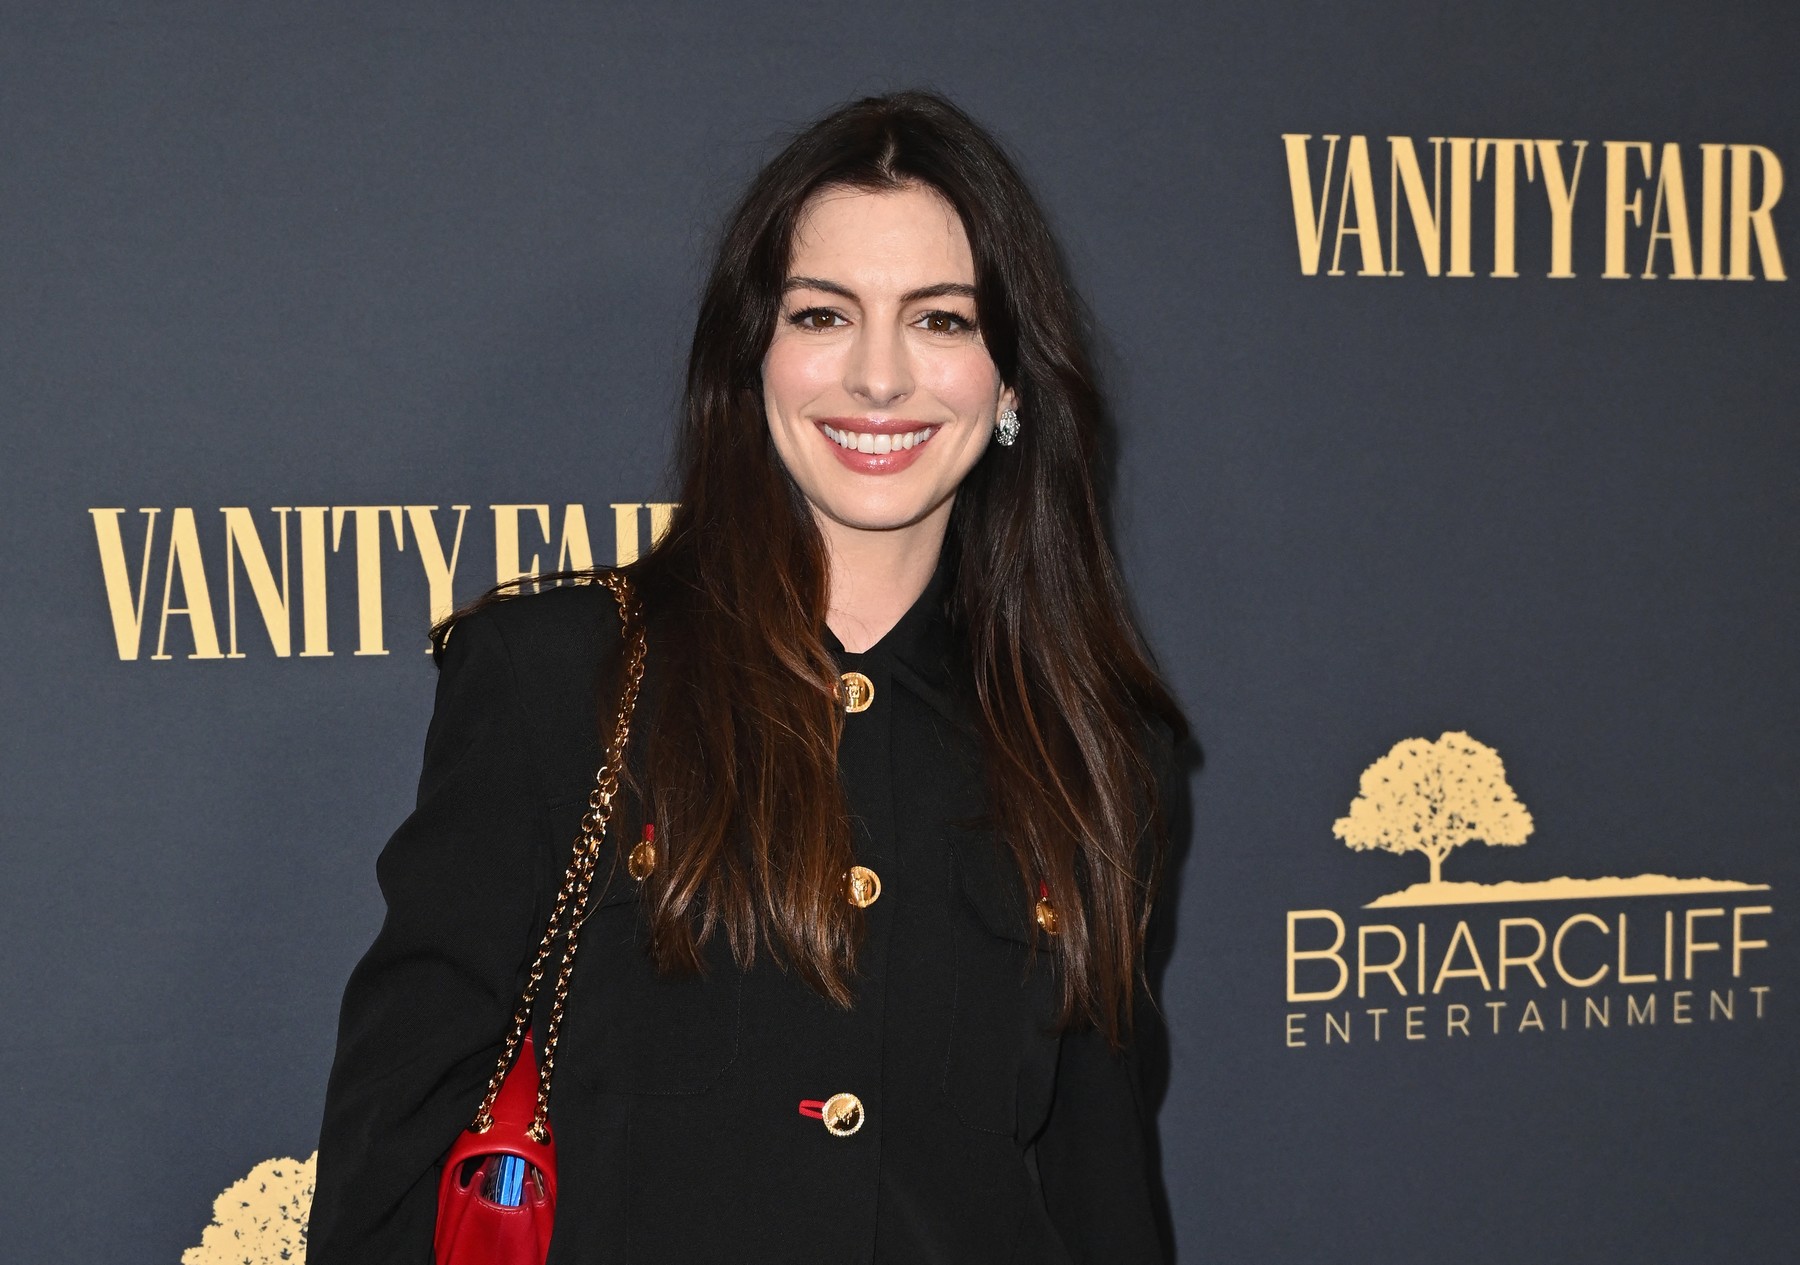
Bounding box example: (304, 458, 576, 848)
(309, 560, 1179, 1264)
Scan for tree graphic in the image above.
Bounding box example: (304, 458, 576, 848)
(1333, 731, 1533, 884)
(184, 1151, 315, 1265)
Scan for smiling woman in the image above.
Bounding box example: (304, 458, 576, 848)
(764, 183, 1019, 644)
(309, 89, 1188, 1265)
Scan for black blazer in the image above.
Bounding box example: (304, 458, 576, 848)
(309, 564, 1180, 1264)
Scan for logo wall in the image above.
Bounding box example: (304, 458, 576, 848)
(1286, 732, 1773, 1048)
(161, 130, 1792, 1262)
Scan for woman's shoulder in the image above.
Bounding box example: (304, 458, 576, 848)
(459, 577, 622, 656)
(437, 577, 626, 721)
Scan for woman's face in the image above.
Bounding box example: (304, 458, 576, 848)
(762, 182, 1016, 549)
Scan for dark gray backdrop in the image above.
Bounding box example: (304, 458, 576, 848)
(3, 2, 1795, 1261)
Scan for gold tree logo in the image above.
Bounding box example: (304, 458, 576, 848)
(1333, 731, 1534, 885)
(183, 1151, 315, 1265)
(1337, 731, 1768, 908)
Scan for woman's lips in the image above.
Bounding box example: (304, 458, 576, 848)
(815, 419, 939, 475)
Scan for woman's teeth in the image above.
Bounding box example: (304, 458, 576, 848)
(822, 425, 934, 454)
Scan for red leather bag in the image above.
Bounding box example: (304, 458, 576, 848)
(433, 573, 647, 1265)
(434, 1034, 556, 1265)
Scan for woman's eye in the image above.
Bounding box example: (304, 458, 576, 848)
(919, 310, 976, 334)
(787, 307, 845, 330)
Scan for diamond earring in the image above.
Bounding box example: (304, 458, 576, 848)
(995, 407, 1020, 447)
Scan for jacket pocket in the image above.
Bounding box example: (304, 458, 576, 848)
(943, 835, 1063, 1140)
(543, 799, 744, 1097)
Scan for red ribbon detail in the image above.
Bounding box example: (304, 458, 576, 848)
(797, 1099, 827, 1119)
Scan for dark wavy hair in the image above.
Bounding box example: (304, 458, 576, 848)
(445, 89, 1186, 1049)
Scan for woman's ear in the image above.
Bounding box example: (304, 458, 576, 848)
(999, 382, 1019, 416)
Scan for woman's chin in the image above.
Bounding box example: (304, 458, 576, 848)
(810, 490, 949, 539)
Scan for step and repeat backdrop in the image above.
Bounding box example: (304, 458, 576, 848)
(3, 2, 1794, 1262)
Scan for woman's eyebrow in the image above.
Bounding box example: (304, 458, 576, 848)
(782, 276, 976, 303)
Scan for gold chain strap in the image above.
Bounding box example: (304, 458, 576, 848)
(469, 571, 648, 1142)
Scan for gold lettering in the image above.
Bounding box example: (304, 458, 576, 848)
(1551, 912, 1609, 987)
(1277, 133, 1781, 282)
(1616, 912, 1657, 985)
(1584, 995, 1610, 1029)
(1445, 137, 1476, 277)
(1497, 916, 1548, 989)
(1329, 135, 1386, 277)
(1626, 993, 1655, 1025)
(555, 504, 595, 573)
(1431, 919, 1493, 992)
(1672, 989, 1693, 1024)
(493, 504, 552, 588)
(1357, 924, 1407, 997)
(1404, 1005, 1425, 1040)
(222, 508, 292, 658)
(1325, 1011, 1351, 1044)
(1286, 910, 1348, 1002)
(1477, 138, 1536, 277)
(1643, 142, 1697, 279)
(90, 508, 160, 660)
(1728, 144, 1786, 280)
(1683, 907, 1725, 979)
(1387, 136, 1445, 276)
(296, 507, 332, 658)
(1732, 906, 1771, 976)
(1604, 141, 1654, 279)
(332, 507, 404, 656)
(1281, 134, 1340, 276)
(1536, 139, 1588, 278)
(406, 505, 470, 636)
(153, 508, 223, 661)
(1285, 1013, 1307, 1048)
(1709, 989, 1734, 1021)
(1699, 143, 1727, 279)
(1445, 1003, 1470, 1036)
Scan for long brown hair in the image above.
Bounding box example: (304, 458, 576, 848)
(444, 90, 1186, 1049)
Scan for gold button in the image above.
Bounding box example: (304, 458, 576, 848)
(845, 865, 881, 908)
(1034, 896, 1061, 936)
(628, 838, 657, 881)
(822, 1092, 865, 1137)
(838, 671, 875, 714)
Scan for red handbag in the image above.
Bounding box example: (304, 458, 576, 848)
(434, 572, 647, 1265)
(435, 1033, 556, 1264)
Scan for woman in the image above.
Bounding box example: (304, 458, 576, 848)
(310, 89, 1188, 1264)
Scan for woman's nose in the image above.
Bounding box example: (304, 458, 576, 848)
(844, 322, 913, 408)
